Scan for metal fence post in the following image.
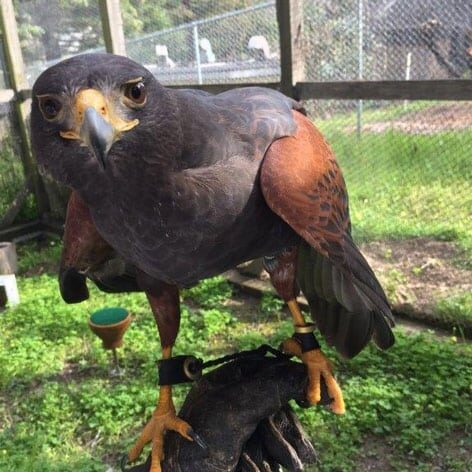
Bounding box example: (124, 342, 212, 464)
(0, 0, 49, 217)
(99, 0, 127, 56)
(356, 0, 364, 138)
(193, 24, 203, 85)
(276, 0, 304, 98)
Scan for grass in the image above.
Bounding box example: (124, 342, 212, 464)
(1, 240, 471, 471)
(312, 101, 472, 265)
(315, 100, 437, 131)
(0, 101, 470, 469)
(435, 292, 472, 330)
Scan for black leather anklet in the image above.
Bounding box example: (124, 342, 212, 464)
(293, 323, 320, 352)
(158, 355, 203, 385)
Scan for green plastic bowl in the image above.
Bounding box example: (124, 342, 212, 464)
(90, 307, 128, 326)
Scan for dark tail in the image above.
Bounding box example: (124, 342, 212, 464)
(297, 238, 394, 358)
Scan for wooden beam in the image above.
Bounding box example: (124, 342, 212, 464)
(0, 1, 27, 91)
(17, 88, 32, 101)
(296, 80, 472, 101)
(276, 0, 304, 97)
(99, 0, 127, 56)
(0, 0, 49, 216)
(18, 79, 470, 100)
(42, 219, 64, 237)
(18, 83, 280, 99)
(0, 220, 42, 242)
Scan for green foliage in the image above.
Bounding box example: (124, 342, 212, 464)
(15, 0, 102, 63)
(317, 105, 472, 259)
(181, 276, 232, 308)
(435, 292, 472, 328)
(383, 269, 408, 302)
(15, 237, 62, 276)
(259, 292, 285, 316)
(13, 0, 265, 66)
(0, 136, 39, 223)
(1, 238, 471, 471)
(296, 333, 472, 471)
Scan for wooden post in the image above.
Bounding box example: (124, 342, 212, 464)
(276, 0, 305, 98)
(0, 0, 49, 216)
(99, 0, 127, 56)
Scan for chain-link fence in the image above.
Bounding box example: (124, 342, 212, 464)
(313, 98, 472, 320)
(0, 101, 34, 226)
(302, 0, 471, 317)
(0, 36, 7, 89)
(124, 1, 279, 85)
(15, 0, 105, 85)
(303, 0, 472, 82)
(0, 0, 470, 314)
(0, 1, 103, 226)
(0, 31, 25, 225)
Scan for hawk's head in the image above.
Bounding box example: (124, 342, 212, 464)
(31, 53, 181, 191)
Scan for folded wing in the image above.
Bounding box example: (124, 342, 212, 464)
(260, 112, 394, 358)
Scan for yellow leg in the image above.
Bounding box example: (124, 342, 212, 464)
(127, 347, 203, 472)
(284, 300, 345, 415)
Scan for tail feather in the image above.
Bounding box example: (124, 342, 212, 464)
(297, 240, 394, 358)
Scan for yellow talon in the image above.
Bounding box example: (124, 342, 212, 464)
(127, 386, 202, 471)
(282, 338, 345, 415)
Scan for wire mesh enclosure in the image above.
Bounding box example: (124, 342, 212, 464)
(0, 0, 470, 314)
(303, 0, 472, 82)
(309, 98, 471, 302)
(124, 1, 280, 85)
(15, 0, 105, 85)
(299, 0, 472, 316)
(0, 101, 34, 226)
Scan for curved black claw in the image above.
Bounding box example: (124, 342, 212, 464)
(296, 397, 312, 409)
(120, 455, 151, 472)
(296, 378, 332, 409)
(188, 428, 209, 451)
(120, 454, 130, 472)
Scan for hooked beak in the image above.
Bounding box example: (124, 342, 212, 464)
(60, 89, 139, 170)
(81, 107, 114, 169)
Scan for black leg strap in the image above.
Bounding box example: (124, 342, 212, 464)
(158, 355, 203, 385)
(293, 323, 320, 352)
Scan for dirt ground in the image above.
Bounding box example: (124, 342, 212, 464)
(360, 238, 471, 321)
(357, 102, 472, 135)
(233, 236, 471, 334)
(356, 430, 472, 472)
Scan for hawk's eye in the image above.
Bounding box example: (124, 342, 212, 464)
(124, 81, 146, 105)
(38, 96, 62, 120)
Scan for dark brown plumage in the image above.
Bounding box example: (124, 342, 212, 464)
(31, 53, 394, 470)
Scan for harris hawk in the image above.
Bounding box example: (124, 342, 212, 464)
(31, 53, 394, 471)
